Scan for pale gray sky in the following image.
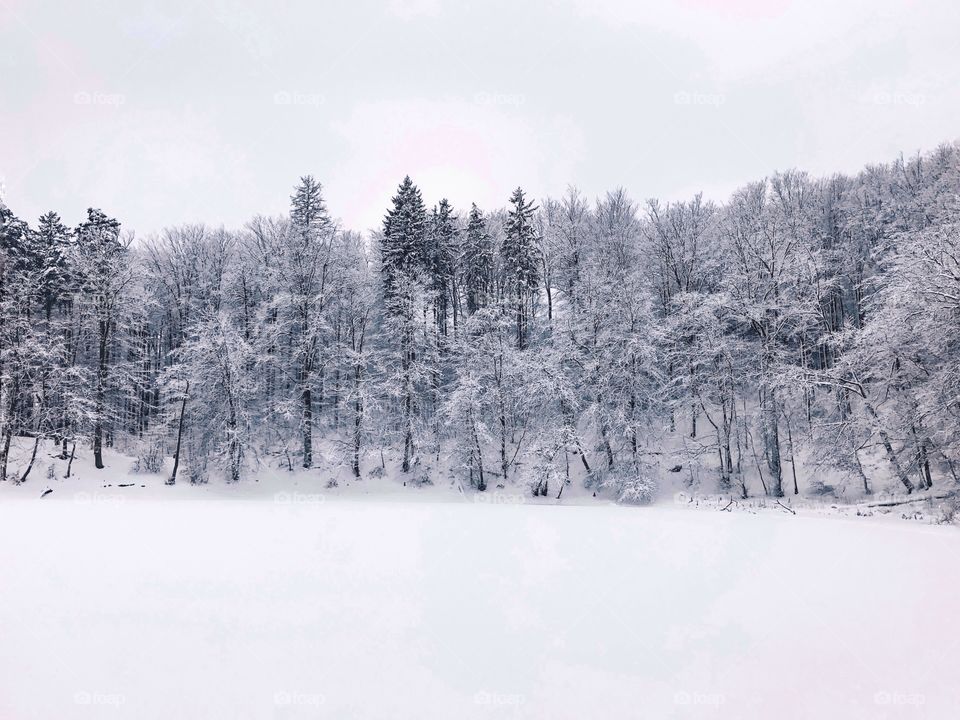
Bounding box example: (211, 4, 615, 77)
(1, 0, 958, 236)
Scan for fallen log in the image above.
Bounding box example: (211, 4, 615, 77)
(776, 500, 797, 515)
(863, 491, 956, 508)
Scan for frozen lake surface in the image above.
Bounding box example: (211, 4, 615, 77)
(0, 494, 957, 719)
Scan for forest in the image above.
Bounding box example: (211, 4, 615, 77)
(1, 142, 958, 503)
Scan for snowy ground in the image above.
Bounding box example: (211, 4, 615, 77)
(1, 466, 958, 719)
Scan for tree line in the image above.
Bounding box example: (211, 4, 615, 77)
(1, 142, 959, 501)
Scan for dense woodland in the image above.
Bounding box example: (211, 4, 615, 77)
(1, 142, 959, 501)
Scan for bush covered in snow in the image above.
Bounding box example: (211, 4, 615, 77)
(131, 436, 165, 474)
(611, 467, 659, 505)
(936, 496, 958, 525)
(411, 471, 433, 487)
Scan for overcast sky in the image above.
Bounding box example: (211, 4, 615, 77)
(2, 0, 958, 236)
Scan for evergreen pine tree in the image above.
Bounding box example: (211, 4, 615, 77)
(425, 198, 457, 336)
(502, 188, 540, 349)
(35, 211, 73, 320)
(0, 205, 32, 481)
(461, 203, 494, 315)
(379, 177, 428, 472)
(381, 175, 427, 297)
(0, 205, 39, 276)
(75, 208, 128, 469)
(290, 175, 331, 238)
(287, 175, 333, 467)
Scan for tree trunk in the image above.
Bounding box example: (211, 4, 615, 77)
(17, 435, 41, 484)
(94, 320, 108, 470)
(499, 400, 508, 480)
(854, 448, 871, 495)
(911, 425, 933, 489)
(402, 377, 413, 474)
(0, 424, 12, 483)
(578, 443, 592, 475)
(783, 411, 799, 495)
(401, 314, 414, 473)
(471, 410, 485, 491)
(65, 441, 77, 478)
(169, 381, 189, 485)
(302, 384, 312, 468)
(602, 430, 614, 470)
(496, 357, 508, 480)
(762, 388, 783, 497)
(545, 282, 553, 324)
(223, 362, 241, 483)
(0, 374, 18, 483)
(864, 402, 914, 493)
(352, 358, 363, 479)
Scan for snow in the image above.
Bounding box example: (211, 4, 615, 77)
(1, 449, 958, 719)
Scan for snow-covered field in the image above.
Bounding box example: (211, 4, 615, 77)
(1, 474, 958, 719)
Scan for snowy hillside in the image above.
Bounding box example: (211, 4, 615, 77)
(1, 437, 955, 519)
